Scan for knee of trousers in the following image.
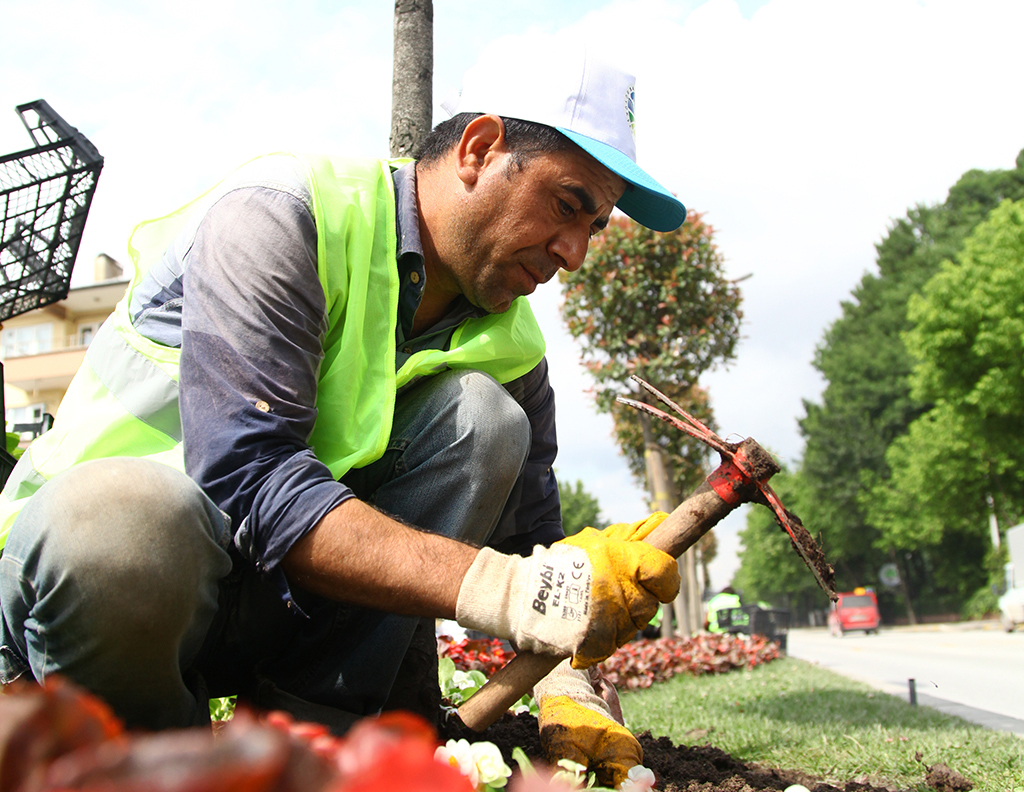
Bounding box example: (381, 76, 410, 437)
(3, 458, 233, 641)
(450, 370, 531, 482)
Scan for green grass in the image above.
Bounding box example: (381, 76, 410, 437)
(619, 657, 1024, 792)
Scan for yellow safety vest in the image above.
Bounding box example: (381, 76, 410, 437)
(0, 154, 545, 544)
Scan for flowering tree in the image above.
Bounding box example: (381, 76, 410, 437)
(560, 213, 742, 632)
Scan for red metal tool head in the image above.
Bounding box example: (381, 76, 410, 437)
(618, 375, 836, 600)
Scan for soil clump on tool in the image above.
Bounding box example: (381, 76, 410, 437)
(441, 711, 912, 791)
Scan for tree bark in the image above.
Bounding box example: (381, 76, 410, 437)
(686, 545, 702, 631)
(639, 409, 694, 636)
(891, 547, 917, 626)
(390, 0, 433, 158)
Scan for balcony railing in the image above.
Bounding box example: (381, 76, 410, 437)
(1, 332, 92, 361)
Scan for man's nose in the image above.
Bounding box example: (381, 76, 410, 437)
(551, 227, 589, 273)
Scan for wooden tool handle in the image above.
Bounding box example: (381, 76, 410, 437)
(457, 482, 736, 731)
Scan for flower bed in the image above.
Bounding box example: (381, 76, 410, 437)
(438, 633, 782, 692)
(439, 636, 515, 677)
(599, 633, 781, 690)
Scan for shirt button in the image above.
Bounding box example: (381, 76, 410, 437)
(255, 400, 270, 412)
(409, 271, 421, 285)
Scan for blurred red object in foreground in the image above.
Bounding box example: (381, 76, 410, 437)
(0, 676, 123, 792)
(0, 678, 474, 792)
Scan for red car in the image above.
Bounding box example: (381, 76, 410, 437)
(828, 588, 881, 636)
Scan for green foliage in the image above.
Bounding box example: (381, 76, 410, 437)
(865, 200, 1024, 602)
(5, 431, 24, 460)
(438, 656, 537, 716)
(560, 213, 742, 499)
(961, 585, 999, 621)
(798, 150, 1024, 616)
(557, 476, 608, 535)
(209, 696, 236, 722)
(905, 199, 1024, 476)
(862, 404, 990, 551)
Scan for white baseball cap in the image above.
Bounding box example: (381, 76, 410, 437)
(441, 38, 686, 233)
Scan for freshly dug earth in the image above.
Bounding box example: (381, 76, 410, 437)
(441, 711, 913, 792)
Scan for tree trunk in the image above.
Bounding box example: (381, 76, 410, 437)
(390, 0, 433, 158)
(386, 2, 436, 708)
(686, 545, 702, 631)
(639, 410, 694, 636)
(891, 548, 917, 626)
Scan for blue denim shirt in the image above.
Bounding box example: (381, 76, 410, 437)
(128, 158, 563, 596)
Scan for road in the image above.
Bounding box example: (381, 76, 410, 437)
(786, 622, 1024, 736)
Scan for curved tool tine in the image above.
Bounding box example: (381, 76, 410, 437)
(758, 481, 837, 599)
(622, 376, 732, 456)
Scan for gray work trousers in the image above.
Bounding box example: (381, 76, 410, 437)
(0, 369, 530, 730)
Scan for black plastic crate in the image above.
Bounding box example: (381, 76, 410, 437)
(0, 100, 103, 322)
(721, 604, 790, 652)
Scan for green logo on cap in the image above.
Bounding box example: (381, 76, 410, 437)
(624, 84, 636, 141)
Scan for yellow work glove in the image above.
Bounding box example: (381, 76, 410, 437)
(456, 513, 679, 667)
(535, 659, 641, 789)
(561, 513, 676, 668)
(596, 512, 670, 544)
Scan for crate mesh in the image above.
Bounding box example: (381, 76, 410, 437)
(0, 101, 103, 322)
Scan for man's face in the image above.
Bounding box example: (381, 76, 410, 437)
(436, 141, 626, 315)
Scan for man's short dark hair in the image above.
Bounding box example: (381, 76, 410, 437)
(415, 113, 577, 175)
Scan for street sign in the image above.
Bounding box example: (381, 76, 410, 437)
(879, 563, 901, 588)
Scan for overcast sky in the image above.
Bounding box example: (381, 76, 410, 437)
(3, 0, 1022, 589)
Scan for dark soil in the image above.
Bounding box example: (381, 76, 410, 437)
(923, 763, 973, 792)
(440, 710, 913, 792)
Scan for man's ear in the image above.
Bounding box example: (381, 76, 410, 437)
(455, 114, 507, 187)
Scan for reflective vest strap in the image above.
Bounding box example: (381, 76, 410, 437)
(86, 322, 182, 443)
(0, 461, 48, 507)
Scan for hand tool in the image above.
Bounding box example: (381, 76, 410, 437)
(457, 375, 835, 732)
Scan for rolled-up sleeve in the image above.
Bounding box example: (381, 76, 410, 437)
(179, 184, 353, 575)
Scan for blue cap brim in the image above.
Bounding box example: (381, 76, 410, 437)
(558, 128, 687, 233)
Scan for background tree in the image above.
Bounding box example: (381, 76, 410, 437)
(558, 476, 609, 536)
(561, 213, 742, 633)
(390, 0, 432, 158)
(797, 150, 1024, 622)
(865, 199, 1024, 616)
(384, 0, 435, 718)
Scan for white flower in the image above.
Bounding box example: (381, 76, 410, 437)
(452, 670, 478, 690)
(436, 739, 479, 787)
(471, 741, 512, 789)
(619, 765, 656, 791)
(552, 758, 590, 788)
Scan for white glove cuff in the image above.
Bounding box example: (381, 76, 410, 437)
(455, 547, 525, 641)
(533, 658, 614, 721)
(455, 545, 593, 657)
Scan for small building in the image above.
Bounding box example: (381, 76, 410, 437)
(2, 254, 128, 433)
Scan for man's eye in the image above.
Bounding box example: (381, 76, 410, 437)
(558, 199, 576, 217)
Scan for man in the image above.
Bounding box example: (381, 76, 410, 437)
(706, 587, 743, 633)
(0, 39, 686, 785)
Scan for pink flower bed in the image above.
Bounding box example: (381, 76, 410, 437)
(600, 634, 781, 690)
(438, 633, 781, 692)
